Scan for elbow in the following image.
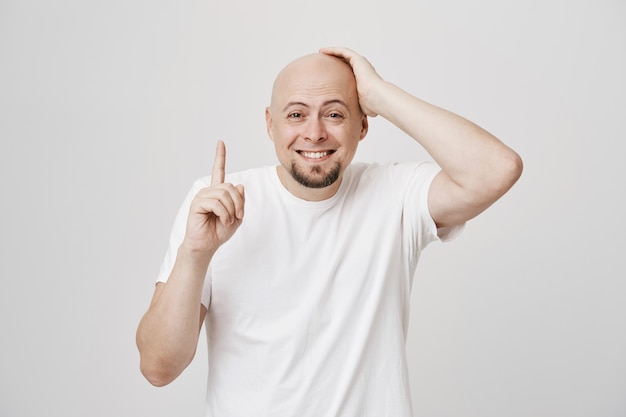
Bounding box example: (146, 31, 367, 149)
(136, 327, 196, 387)
(137, 342, 191, 387)
(501, 149, 523, 192)
(470, 149, 523, 213)
(140, 360, 179, 387)
(489, 148, 523, 197)
(136, 331, 198, 387)
(137, 345, 197, 387)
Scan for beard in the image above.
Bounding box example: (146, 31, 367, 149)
(289, 161, 341, 189)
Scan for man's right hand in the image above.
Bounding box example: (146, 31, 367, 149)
(182, 140, 245, 255)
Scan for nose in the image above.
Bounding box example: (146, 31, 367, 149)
(304, 117, 327, 143)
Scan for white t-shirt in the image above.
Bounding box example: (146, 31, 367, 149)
(157, 161, 460, 417)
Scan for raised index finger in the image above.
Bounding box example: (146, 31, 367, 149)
(211, 140, 226, 185)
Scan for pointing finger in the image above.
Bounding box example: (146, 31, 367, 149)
(211, 140, 226, 186)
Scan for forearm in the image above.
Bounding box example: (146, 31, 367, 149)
(136, 244, 212, 386)
(377, 81, 518, 186)
(136, 141, 244, 386)
(371, 81, 522, 222)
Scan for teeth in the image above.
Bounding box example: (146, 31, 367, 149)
(301, 151, 329, 159)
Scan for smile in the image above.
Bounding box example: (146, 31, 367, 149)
(298, 150, 335, 159)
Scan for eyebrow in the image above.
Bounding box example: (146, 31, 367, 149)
(282, 99, 349, 112)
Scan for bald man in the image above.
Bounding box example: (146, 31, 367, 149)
(136, 47, 522, 416)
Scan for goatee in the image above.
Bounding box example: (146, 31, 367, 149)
(289, 161, 341, 189)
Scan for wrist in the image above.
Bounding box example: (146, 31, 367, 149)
(360, 79, 394, 118)
(178, 240, 217, 266)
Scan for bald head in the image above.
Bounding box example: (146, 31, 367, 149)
(264, 51, 369, 200)
(269, 53, 361, 114)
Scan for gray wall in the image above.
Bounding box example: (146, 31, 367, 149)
(1, 0, 624, 416)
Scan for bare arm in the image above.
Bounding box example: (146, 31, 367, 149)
(320, 47, 523, 227)
(136, 141, 245, 386)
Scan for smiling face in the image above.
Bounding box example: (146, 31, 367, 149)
(266, 53, 368, 201)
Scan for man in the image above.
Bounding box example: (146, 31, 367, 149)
(136, 47, 522, 416)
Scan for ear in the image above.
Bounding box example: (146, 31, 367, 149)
(265, 107, 274, 142)
(359, 114, 368, 141)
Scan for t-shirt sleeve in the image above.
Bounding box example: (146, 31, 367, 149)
(395, 161, 464, 263)
(155, 178, 213, 308)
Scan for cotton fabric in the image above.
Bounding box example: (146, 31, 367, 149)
(157, 161, 460, 417)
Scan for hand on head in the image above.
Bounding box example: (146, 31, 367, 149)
(319, 47, 385, 118)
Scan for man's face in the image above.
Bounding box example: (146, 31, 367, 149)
(266, 53, 368, 201)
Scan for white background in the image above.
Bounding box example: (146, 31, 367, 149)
(1, 0, 625, 416)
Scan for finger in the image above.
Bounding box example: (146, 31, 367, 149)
(235, 184, 245, 220)
(196, 185, 240, 224)
(218, 184, 245, 222)
(216, 185, 242, 224)
(211, 140, 226, 186)
(191, 194, 232, 227)
(211, 184, 245, 221)
(212, 200, 232, 227)
(319, 46, 355, 61)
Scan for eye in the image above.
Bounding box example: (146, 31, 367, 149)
(288, 112, 302, 119)
(328, 112, 343, 119)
